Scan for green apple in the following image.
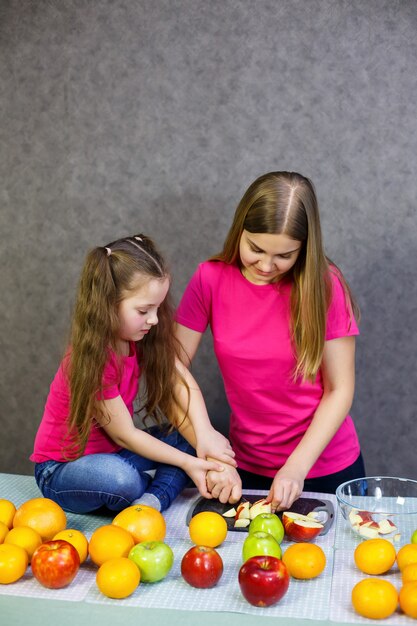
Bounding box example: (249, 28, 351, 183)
(128, 540, 174, 583)
(411, 529, 417, 544)
(249, 513, 285, 544)
(242, 530, 282, 563)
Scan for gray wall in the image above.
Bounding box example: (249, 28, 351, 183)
(1, 0, 416, 479)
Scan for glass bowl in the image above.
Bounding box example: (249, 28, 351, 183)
(336, 476, 417, 542)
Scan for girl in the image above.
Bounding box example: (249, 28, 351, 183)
(31, 234, 235, 514)
(175, 172, 365, 511)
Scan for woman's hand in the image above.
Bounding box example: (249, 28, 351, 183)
(206, 459, 242, 504)
(267, 466, 305, 512)
(196, 428, 237, 467)
(182, 456, 225, 500)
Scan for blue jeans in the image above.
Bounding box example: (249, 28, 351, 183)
(34, 426, 193, 513)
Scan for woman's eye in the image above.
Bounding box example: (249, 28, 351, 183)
(138, 310, 147, 315)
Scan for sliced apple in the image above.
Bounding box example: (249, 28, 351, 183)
(393, 533, 401, 543)
(282, 511, 324, 542)
(235, 501, 251, 520)
(249, 498, 272, 520)
(222, 507, 237, 518)
(377, 519, 397, 535)
(234, 518, 251, 528)
(358, 524, 379, 539)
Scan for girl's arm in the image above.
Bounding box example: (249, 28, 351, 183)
(98, 396, 224, 500)
(268, 335, 356, 511)
(173, 357, 236, 466)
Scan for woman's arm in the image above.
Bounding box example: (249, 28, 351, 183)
(174, 323, 203, 366)
(98, 396, 223, 499)
(268, 335, 356, 511)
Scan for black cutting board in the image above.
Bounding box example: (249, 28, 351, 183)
(186, 493, 335, 535)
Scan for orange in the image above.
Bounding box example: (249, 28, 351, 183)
(188, 512, 228, 548)
(4, 526, 42, 561)
(112, 505, 166, 544)
(352, 578, 398, 619)
(282, 543, 326, 579)
(89, 524, 135, 567)
(53, 529, 89, 564)
(96, 557, 140, 599)
(402, 562, 417, 584)
(0, 499, 16, 529)
(13, 497, 66, 540)
(399, 581, 417, 618)
(397, 543, 417, 571)
(0, 543, 29, 584)
(0, 521, 9, 543)
(354, 538, 396, 575)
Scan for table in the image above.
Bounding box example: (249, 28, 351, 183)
(0, 473, 406, 626)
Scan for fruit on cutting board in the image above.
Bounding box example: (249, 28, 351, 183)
(31, 539, 80, 589)
(238, 555, 290, 607)
(224, 498, 272, 529)
(352, 578, 398, 620)
(181, 545, 223, 588)
(128, 540, 173, 583)
(354, 538, 396, 575)
(242, 530, 282, 562)
(282, 511, 323, 542)
(189, 511, 228, 548)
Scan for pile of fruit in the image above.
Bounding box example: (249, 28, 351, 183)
(0, 495, 327, 607)
(351, 537, 417, 620)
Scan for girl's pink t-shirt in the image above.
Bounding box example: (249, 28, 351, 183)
(176, 261, 360, 479)
(31, 344, 140, 463)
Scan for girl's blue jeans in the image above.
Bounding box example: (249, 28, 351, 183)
(34, 426, 193, 514)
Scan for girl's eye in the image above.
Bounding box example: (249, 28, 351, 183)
(250, 247, 262, 254)
(138, 310, 147, 315)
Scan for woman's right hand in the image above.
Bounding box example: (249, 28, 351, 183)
(206, 460, 242, 504)
(183, 456, 225, 500)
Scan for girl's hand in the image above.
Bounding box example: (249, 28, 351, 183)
(206, 461, 242, 504)
(196, 428, 237, 467)
(267, 466, 305, 512)
(183, 456, 225, 500)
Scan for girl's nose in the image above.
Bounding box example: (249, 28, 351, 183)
(258, 257, 275, 272)
(146, 311, 158, 326)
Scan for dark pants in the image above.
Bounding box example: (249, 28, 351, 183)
(238, 453, 366, 494)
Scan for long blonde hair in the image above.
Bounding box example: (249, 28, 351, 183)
(64, 234, 187, 458)
(212, 172, 359, 381)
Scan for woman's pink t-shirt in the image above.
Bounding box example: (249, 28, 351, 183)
(175, 261, 360, 479)
(31, 344, 140, 463)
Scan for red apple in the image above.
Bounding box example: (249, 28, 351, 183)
(239, 555, 290, 607)
(181, 545, 223, 588)
(282, 511, 323, 542)
(31, 539, 80, 589)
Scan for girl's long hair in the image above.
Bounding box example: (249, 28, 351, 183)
(64, 234, 186, 458)
(211, 172, 359, 381)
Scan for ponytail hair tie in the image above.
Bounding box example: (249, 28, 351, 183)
(105, 247, 112, 256)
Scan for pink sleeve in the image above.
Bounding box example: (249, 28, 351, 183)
(325, 269, 359, 340)
(97, 353, 121, 400)
(175, 264, 211, 332)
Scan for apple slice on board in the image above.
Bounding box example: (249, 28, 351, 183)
(282, 511, 324, 542)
